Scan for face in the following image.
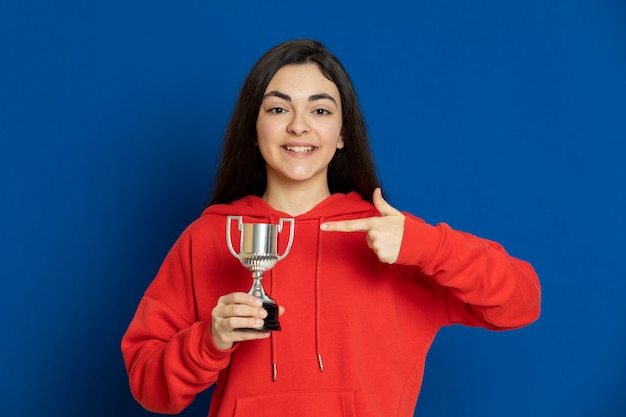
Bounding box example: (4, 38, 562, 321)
(256, 64, 344, 191)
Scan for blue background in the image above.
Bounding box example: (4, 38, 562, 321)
(1, 1, 625, 416)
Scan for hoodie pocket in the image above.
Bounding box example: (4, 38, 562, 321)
(233, 390, 356, 417)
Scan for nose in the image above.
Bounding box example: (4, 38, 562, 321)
(287, 110, 310, 136)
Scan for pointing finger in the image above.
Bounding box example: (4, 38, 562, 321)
(320, 218, 372, 232)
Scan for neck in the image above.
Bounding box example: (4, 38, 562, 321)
(263, 181, 331, 216)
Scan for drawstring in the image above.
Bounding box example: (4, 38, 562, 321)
(315, 216, 325, 372)
(267, 214, 325, 380)
(270, 319, 278, 380)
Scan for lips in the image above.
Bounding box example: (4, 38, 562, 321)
(282, 145, 317, 154)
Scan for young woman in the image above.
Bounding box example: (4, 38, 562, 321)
(122, 39, 541, 417)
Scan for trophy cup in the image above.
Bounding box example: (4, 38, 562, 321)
(226, 216, 294, 331)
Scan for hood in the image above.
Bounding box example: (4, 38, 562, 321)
(201, 191, 376, 221)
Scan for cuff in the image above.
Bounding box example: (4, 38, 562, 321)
(395, 213, 443, 270)
(197, 321, 236, 367)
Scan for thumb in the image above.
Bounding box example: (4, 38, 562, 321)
(373, 188, 402, 216)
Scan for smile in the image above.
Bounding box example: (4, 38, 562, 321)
(282, 145, 316, 154)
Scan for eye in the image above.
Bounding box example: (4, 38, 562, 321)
(313, 108, 331, 116)
(268, 107, 286, 114)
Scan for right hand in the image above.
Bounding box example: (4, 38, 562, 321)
(211, 292, 284, 351)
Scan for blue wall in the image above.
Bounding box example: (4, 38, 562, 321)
(1, 1, 625, 416)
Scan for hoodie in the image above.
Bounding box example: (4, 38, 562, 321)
(121, 192, 541, 417)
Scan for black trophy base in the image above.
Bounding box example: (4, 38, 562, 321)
(237, 301, 281, 332)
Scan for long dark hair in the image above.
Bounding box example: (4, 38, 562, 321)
(209, 39, 380, 205)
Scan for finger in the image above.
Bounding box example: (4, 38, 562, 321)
(218, 316, 267, 332)
(320, 218, 372, 232)
(231, 328, 272, 345)
(219, 303, 267, 320)
(212, 293, 267, 325)
(219, 292, 263, 307)
(236, 330, 271, 341)
(373, 188, 402, 217)
(212, 319, 270, 350)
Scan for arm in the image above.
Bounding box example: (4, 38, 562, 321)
(121, 295, 234, 413)
(121, 225, 276, 413)
(397, 214, 541, 329)
(120, 231, 235, 413)
(321, 188, 541, 330)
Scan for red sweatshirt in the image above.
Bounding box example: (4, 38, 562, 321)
(121, 192, 540, 417)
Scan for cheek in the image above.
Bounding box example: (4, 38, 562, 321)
(255, 124, 278, 163)
(321, 124, 343, 145)
(255, 121, 272, 148)
(256, 135, 272, 160)
(256, 116, 282, 142)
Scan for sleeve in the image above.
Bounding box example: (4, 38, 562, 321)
(120, 229, 236, 414)
(396, 213, 541, 330)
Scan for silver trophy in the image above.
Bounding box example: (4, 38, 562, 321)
(226, 216, 294, 331)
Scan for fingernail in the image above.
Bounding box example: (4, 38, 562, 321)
(259, 309, 267, 318)
(254, 299, 263, 306)
(255, 319, 264, 326)
(320, 223, 328, 230)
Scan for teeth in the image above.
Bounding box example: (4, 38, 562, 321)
(284, 145, 315, 154)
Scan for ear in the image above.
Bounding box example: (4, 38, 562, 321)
(337, 136, 344, 149)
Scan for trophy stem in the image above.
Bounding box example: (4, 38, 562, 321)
(248, 271, 273, 302)
(244, 270, 281, 331)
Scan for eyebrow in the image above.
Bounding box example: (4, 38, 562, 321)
(263, 91, 337, 105)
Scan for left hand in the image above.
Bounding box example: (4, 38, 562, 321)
(320, 188, 405, 264)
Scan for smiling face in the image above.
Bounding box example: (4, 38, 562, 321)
(256, 64, 344, 195)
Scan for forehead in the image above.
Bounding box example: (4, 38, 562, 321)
(265, 64, 339, 96)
